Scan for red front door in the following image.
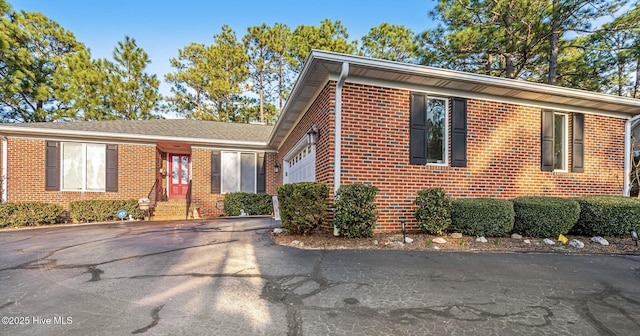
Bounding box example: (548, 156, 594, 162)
(169, 154, 191, 199)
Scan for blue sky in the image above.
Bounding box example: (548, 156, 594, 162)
(9, 0, 438, 95)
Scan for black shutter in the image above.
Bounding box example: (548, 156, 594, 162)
(572, 113, 584, 173)
(410, 93, 427, 164)
(450, 97, 468, 167)
(257, 152, 266, 193)
(45, 141, 60, 191)
(211, 151, 221, 194)
(541, 110, 555, 171)
(105, 144, 118, 192)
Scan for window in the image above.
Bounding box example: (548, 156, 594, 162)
(426, 98, 447, 163)
(410, 94, 452, 165)
(61, 142, 106, 191)
(221, 152, 256, 193)
(554, 113, 568, 171)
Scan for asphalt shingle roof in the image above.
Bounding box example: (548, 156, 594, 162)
(0, 119, 274, 143)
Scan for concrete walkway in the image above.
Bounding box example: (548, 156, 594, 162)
(0, 218, 638, 335)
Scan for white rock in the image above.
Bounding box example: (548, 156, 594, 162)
(450, 233, 463, 239)
(543, 238, 556, 245)
(591, 236, 609, 246)
(404, 237, 414, 244)
(373, 240, 378, 245)
(432, 237, 447, 244)
(475, 236, 488, 243)
(523, 239, 531, 244)
(569, 239, 585, 248)
(511, 233, 523, 239)
(433, 246, 440, 250)
(290, 240, 300, 246)
(273, 228, 284, 234)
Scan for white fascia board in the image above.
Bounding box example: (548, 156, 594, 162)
(0, 126, 269, 147)
(312, 50, 640, 111)
(275, 76, 331, 151)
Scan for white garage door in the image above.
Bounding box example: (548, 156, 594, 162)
(284, 144, 315, 183)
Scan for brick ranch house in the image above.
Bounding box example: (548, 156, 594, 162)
(2, 50, 640, 230)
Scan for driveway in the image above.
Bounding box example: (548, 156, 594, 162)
(0, 218, 639, 335)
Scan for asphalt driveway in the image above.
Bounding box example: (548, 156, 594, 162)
(0, 218, 639, 335)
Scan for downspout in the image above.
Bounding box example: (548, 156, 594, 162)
(1, 136, 7, 203)
(623, 115, 640, 196)
(333, 62, 349, 236)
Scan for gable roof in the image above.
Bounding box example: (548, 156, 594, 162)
(0, 119, 273, 148)
(270, 50, 640, 148)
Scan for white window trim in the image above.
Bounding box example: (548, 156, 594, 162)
(554, 113, 569, 172)
(60, 142, 106, 192)
(220, 151, 257, 194)
(426, 96, 449, 167)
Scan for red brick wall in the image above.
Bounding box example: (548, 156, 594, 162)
(277, 83, 335, 196)
(337, 82, 624, 231)
(6, 138, 155, 209)
(191, 148, 278, 218)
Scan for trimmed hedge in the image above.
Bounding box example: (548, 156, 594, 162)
(450, 198, 514, 237)
(414, 187, 451, 234)
(224, 192, 273, 216)
(573, 196, 640, 237)
(512, 196, 580, 238)
(69, 200, 144, 222)
(334, 184, 379, 238)
(277, 182, 329, 235)
(0, 202, 62, 227)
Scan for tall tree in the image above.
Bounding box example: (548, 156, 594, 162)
(420, 0, 548, 79)
(166, 25, 248, 121)
(269, 23, 293, 111)
(360, 23, 417, 62)
(546, 0, 624, 85)
(244, 23, 275, 123)
(0, 5, 82, 122)
(106, 36, 161, 120)
(288, 19, 357, 71)
(53, 49, 112, 120)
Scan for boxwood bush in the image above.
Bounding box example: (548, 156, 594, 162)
(450, 198, 514, 237)
(333, 184, 379, 238)
(512, 196, 580, 238)
(223, 192, 273, 216)
(573, 196, 640, 237)
(69, 200, 144, 222)
(0, 202, 62, 227)
(277, 182, 329, 234)
(414, 187, 451, 234)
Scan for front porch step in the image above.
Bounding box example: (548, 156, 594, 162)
(151, 200, 197, 220)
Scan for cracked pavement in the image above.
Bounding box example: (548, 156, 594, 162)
(0, 218, 639, 335)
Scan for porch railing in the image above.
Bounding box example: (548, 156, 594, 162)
(147, 179, 160, 207)
(185, 179, 192, 220)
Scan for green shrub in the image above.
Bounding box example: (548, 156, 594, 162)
(512, 196, 580, 238)
(223, 192, 273, 216)
(277, 182, 329, 235)
(0, 202, 62, 227)
(414, 188, 451, 234)
(450, 198, 514, 237)
(69, 199, 143, 222)
(573, 196, 640, 237)
(334, 184, 379, 238)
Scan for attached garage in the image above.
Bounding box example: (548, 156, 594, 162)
(283, 140, 315, 184)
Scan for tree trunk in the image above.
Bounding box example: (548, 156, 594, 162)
(633, 57, 640, 98)
(259, 70, 264, 123)
(548, 0, 560, 85)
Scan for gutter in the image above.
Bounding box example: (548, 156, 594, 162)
(333, 62, 349, 236)
(1, 136, 7, 203)
(624, 115, 640, 196)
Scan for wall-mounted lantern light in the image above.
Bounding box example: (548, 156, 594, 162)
(274, 162, 280, 173)
(307, 125, 319, 146)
